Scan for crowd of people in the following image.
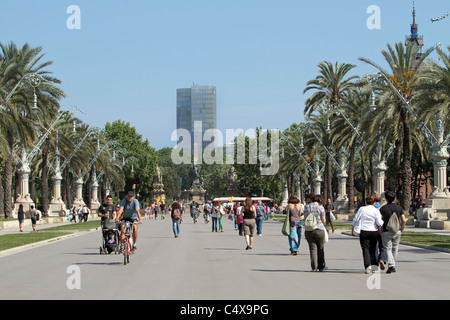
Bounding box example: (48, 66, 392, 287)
(281, 191, 407, 274)
(162, 191, 407, 275)
(16, 188, 407, 274)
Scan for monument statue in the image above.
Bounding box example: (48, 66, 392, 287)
(225, 166, 240, 197)
(150, 165, 166, 204)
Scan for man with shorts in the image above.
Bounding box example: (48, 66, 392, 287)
(116, 191, 142, 253)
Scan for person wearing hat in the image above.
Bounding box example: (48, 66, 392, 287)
(116, 191, 142, 253)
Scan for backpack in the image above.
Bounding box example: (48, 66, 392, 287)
(386, 210, 400, 234)
(304, 212, 318, 231)
(172, 208, 181, 220)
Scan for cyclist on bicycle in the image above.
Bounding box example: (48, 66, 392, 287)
(116, 191, 142, 253)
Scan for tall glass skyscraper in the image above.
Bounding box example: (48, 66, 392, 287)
(177, 85, 217, 155)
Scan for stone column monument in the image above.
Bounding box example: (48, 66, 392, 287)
(13, 148, 35, 218)
(335, 147, 349, 213)
(416, 118, 450, 229)
(312, 157, 322, 196)
(48, 147, 68, 216)
(225, 166, 239, 197)
(150, 166, 166, 205)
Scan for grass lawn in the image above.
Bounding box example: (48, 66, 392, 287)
(0, 232, 72, 251)
(0, 220, 101, 252)
(44, 220, 101, 231)
(400, 232, 450, 250)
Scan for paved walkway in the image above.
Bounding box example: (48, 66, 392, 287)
(0, 215, 449, 301)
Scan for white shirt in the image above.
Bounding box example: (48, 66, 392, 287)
(353, 205, 383, 231)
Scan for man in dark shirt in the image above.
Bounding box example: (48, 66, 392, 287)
(379, 191, 407, 274)
(98, 194, 115, 222)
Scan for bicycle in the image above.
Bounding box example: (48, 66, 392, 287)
(122, 220, 136, 265)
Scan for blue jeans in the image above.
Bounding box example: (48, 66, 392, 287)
(211, 216, 218, 232)
(172, 219, 181, 237)
(256, 216, 264, 235)
(289, 221, 302, 252)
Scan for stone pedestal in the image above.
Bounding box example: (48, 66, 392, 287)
(150, 166, 166, 205)
(181, 188, 206, 205)
(415, 122, 450, 229)
(335, 165, 348, 213)
(89, 179, 100, 214)
(13, 150, 35, 218)
(150, 183, 166, 205)
(48, 157, 68, 217)
(73, 176, 85, 207)
(280, 178, 288, 207)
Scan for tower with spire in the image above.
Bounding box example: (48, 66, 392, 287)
(405, 2, 424, 52)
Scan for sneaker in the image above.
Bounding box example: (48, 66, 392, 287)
(365, 266, 372, 274)
(386, 267, 396, 274)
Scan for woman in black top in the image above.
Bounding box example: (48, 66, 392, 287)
(242, 197, 257, 250)
(17, 204, 25, 232)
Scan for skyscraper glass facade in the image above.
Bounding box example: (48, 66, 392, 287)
(176, 85, 217, 155)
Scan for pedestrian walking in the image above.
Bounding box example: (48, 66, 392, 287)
(81, 205, 90, 222)
(287, 195, 303, 255)
(68, 206, 77, 223)
(324, 198, 335, 233)
(203, 202, 211, 224)
(374, 194, 387, 271)
(211, 201, 219, 232)
(17, 204, 25, 232)
(218, 203, 224, 232)
(77, 205, 83, 222)
(236, 202, 244, 236)
(255, 201, 265, 236)
(171, 202, 183, 238)
(154, 203, 160, 220)
(352, 194, 384, 274)
(303, 194, 327, 271)
(380, 191, 407, 274)
(29, 205, 39, 231)
(242, 197, 257, 250)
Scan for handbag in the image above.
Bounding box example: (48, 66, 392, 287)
(282, 208, 290, 236)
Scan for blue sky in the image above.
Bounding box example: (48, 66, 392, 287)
(1, 0, 448, 150)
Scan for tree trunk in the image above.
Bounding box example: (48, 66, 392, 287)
(41, 139, 50, 216)
(30, 171, 36, 204)
(360, 149, 366, 203)
(323, 158, 328, 202)
(401, 113, 412, 213)
(327, 155, 333, 201)
(347, 144, 355, 213)
(0, 164, 4, 217)
(4, 129, 15, 218)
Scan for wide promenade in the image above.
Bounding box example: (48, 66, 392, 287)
(0, 215, 449, 300)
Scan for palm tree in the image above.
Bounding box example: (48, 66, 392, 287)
(416, 45, 450, 127)
(279, 123, 311, 201)
(359, 42, 433, 211)
(330, 85, 374, 212)
(303, 61, 358, 201)
(0, 42, 65, 217)
(303, 61, 358, 116)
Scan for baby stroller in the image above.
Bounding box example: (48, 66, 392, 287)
(100, 218, 119, 254)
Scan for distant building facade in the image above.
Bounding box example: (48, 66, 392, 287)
(176, 84, 217, 155)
